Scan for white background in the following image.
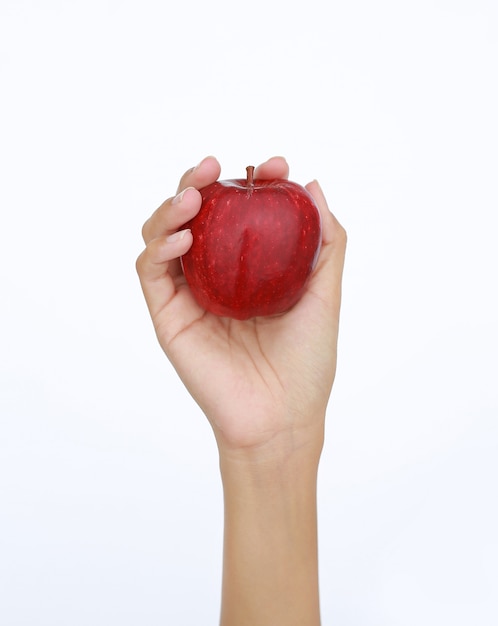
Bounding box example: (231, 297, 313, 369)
(1, 0, 497, 624)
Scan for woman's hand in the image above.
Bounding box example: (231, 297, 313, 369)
(136, 156, 346, 462)
(136, 156, 347, 625)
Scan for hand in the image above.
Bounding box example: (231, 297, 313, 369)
(137, 157, 347, 625)
(136, 156, 347, 461)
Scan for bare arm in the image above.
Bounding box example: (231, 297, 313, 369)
(219, 445, 322, 626)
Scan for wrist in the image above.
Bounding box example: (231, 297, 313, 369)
(217, 422, 324, 489)
(218, 421, 322, 626)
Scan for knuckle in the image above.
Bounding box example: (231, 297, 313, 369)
(135, 249, 146, 275)
(334, 222, 347, 247)
(141, 218, 150, 242)
(339, 225, 348, 245)
(177, 167, 195, 193)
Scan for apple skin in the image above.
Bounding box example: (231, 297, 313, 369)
(181, 167, 322, 320)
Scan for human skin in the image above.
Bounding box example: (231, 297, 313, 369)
(136, 156, 347, 625)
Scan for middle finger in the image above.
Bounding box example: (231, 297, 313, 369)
(141, 187, 201, 244)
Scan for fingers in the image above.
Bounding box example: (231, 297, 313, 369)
(254, 156, 289, 180)
(305, 180, 346, 249)
(136, 229, 193, 320)
(143, 155, 290, 246)
(142, 186, 201, 245)
(142, 156, 223, 245)
(137, 155, 307, 325)
(305, 180, 347, 310)
(137, 157, 222, 325)
(175, 155, 287, 192)
(176, 156, 221, 193)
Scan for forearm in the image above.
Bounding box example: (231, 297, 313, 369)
(218, 435, 323, 626)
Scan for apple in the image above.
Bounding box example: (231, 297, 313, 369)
(181, 166, 322, 320)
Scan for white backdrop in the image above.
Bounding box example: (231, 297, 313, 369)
(1, 0, 497, 624)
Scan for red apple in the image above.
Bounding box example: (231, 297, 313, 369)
(181, 166, 322, 320)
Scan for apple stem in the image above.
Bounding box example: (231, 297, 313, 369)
(246, 165, 255, 190)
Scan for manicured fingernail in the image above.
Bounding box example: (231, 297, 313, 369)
(172, 187, 191, 204)
(166, 228, 190, 243)
(193, 155, 214, 171)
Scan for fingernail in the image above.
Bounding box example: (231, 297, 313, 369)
(193, 155, 214, 171)
(166, 228, 190, 243)
(172, 188, 191, 204)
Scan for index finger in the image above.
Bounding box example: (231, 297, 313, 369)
(176, 156, 221, 193)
